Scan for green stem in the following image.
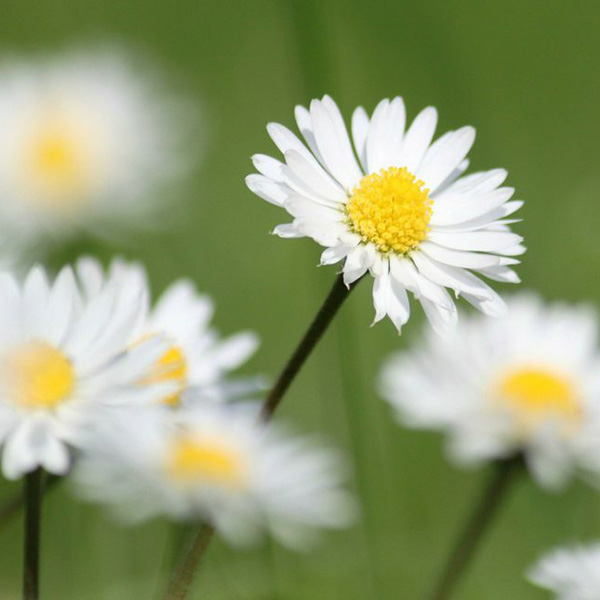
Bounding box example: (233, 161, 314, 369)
(164, 274, 360, 600)
(0, 475, 60, 533)
(426, 458, 521, 600)
(23, 469, 44, 600)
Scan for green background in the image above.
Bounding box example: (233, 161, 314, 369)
(0, 1, 599, 598)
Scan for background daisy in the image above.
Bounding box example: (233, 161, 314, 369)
(0, 262, 171, 480)
(73, 402, 355, 548)
(247, 95, 523, 334)
(380, 293, 600, 489)
(75, 257, 261, 407)
(528, 543, 600, 599)
(0, 47, 195, 256)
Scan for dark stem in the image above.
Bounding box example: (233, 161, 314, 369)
(260, 274, 359, 421)
(164, 274, 359, 600)
(0, 475, 60, 533)
(164, 523, 215, 600)
(23, 469, 44, 600)
(426, 457, 522, 600)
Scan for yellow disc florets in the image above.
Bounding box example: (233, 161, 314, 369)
(346, 167, 433, 255)
(168, 435, 247, 489)
(6, 341, 75, 409)
(495, 367, 581, 434)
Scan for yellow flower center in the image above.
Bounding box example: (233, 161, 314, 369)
(495, 367, 581, 432)
(168, 436, 247, 489)
(346, 167, 433, 254)
(143, 343, 187, 407)
(25, 119, 92, 206)
(6, 341, 75, 409)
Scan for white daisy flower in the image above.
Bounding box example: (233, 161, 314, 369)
(246, 95, 524, 334)
(380, 294, 600, 489)
(76, 257, 260, 407)
(73, 402, 355, 548)
(528, 543, 600, 599)
(0, 47, 192, 253)
(0, 262, 171, 480)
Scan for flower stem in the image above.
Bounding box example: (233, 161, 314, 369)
(260, 273, 359, 421)
(426, 457, 522, 600)
(164, 274, 359, 600)
(23, 469, 44, 600)
(0, 475, 60, 533)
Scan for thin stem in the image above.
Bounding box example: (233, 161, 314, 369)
(260, 273, 359, 421)
(164, 274, 360, 600)
(23, 469, 44, 600)
(0, 475, 60, 533)
(164, 523, 215, 600)
(426, 457, 522, 600)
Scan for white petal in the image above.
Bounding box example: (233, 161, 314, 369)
(294, 105, 327, 165)
(267, 122, 318, 167)
(212, 332, 259, 370)
(321, 245, 353, 266)
(342, 246, 373, 285)
(412, 251, 496, 300)
(372, 264, 409, 330)
(252, 154, 285, 182)
(474, 264, 521, 283)
(310, 96, 363, 190)
(418, 297, 457, 336)
(43, 266, 77, 345)
(428, 230, 523, 253)
(273, 224, 304, 238)
(418, 126, 476, 192)
(246, 174, 288, 206)
(351, 106, 369, 171)
(390, 256, 453, 309)
(284, 150, 346, 202)
(2, 419, 41, 480)
(397, 106, 437, 173)
(431, 187, 514, 227)
(420, 241, 519, 269)
(461, 289, 507, 317)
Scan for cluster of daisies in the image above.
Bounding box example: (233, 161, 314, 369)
(0, 44, 597, 598)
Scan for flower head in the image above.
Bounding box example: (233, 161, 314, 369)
(380, 294, 600, 489)
(0, 48, 193, 254)
(528, 543, 600, 599)
(73, 402, 355, 548)
(247, 95, 524, 334)
(75, 257, 260, 407)
(0, 261, 170, 480)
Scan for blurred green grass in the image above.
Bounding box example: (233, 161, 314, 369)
(1, 0, 600, 598)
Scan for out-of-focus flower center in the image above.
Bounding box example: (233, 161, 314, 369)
(168, 436, 247, 489)
(6, 341, 75, 409)
(496, 367, 581, 432)
(143, 343, 187, 407)
(346, 167, 432, 254)
(25, 120, 91, 205)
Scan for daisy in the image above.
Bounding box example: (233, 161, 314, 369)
(75, 257, 260, 407)
(380, 294, 600, 489)
(0, 47, 191, 253)
(0, 262, 172, 480)
(528, 543, 600, 599)
(246, 95, 524, 334)
(73, 402, 355, 548)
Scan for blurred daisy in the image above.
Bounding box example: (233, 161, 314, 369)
(0, 262, 171, 480)
(380, 294, 600, 489)
(73, 402, 355, 548)
(76, 257, 260, 407)
(247, 95, 523, 334)
(0, 48, 192, 253)
(528, 543, 600, 599)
